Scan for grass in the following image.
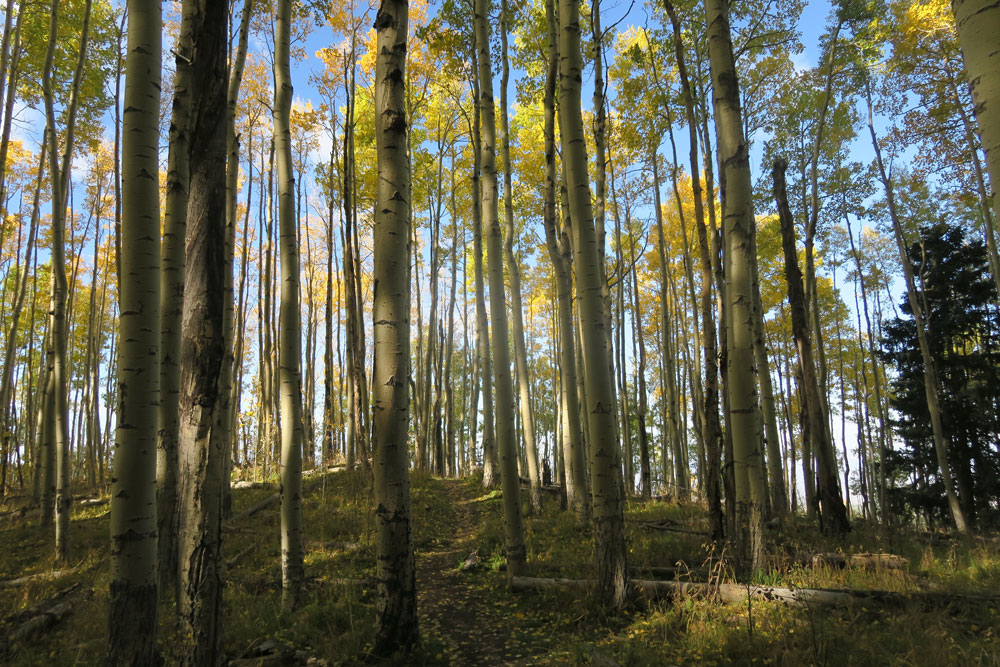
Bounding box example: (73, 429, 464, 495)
(2, 473, 999, 665)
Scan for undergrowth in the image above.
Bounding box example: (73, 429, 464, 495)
(1, 472, 999, 665)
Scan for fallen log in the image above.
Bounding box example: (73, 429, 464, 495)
(1, 583, 89, 654)
(228, 493, 280, 522)
(0, 569, 77, 590)
(810, 552, 909, 571)
(630, 519, 708, 537)
(518, 478, 561, 495)
(630, 565, 708, 579)
(311, 577, 374, 588)
(226, 545, 255, 569)
(227, 473, 337, 523)
(231, 480, 275, 490)
(510, 576, 1000, 608)
(77, 497, 108, 508)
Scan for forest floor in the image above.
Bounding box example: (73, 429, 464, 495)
(2, 469, 1000, 665)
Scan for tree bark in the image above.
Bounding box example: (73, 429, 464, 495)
(108, 1, 161, 661)
(274, 0, 306, 610)
(159, 0, 196, 598)
(952, 0, 1000, 236)
(474, 0, 527, 575)
(372, 0, 419, 654)
(865, 90, 969, 533)
(542, 0, 587, 521)
(41, 0, 92, 564)
(702, 0, 767, 572)
(558, 0, 628, 608)
(173, 2, 230, 664)
(774, 158, 850, 537)
(500, 0, 542, 514)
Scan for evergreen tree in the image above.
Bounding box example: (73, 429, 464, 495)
(882, 222, 1000, 528)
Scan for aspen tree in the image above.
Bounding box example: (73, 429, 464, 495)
(158, 0, 195, 596)
(774, 159, 850, 536)
(467, 37, 498, 488)
(444, 151, 459, 477)
(220, 0, 254, 517)
(474, 0, 527, 575)
(500, 0, 543, 515)
(543, 0, 588, 521)
(662, 0, 722, 532)
(41, 0, 92, 563)
(865, 89, 969, 533)
(372, 0, 419, 653)
(173, 1, 230, 662)
(108, 0, 160, 661)
(558, 0, 628, 607)
(274, 0, 306, 609)
(703, 0, 767, 571)
(627, 217, 652, 498)
(952, 0, 1000, 250)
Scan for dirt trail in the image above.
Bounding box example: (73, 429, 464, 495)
(415, 480, 526, 666)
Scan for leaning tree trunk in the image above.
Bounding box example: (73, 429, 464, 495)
(773, 159, 850, 537)
(274, 0, 306, 610)
(175, 0, 229, 663)
(107, 0, 161, 662)
(866, 91, 969, 533)
(558, 0, 628, 608)
(371, 0, 419, 655)
(952, 0, 1000, 240)
(702, 0, 767, 573)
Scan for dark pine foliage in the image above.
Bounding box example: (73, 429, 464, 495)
(881, 222, 1000, 529)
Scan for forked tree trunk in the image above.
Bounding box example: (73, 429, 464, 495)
(371, 0, 419, 654)
(542, 0, 587, 521)
(107, 0, 161, 661)
(773, 159, 849, 537)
